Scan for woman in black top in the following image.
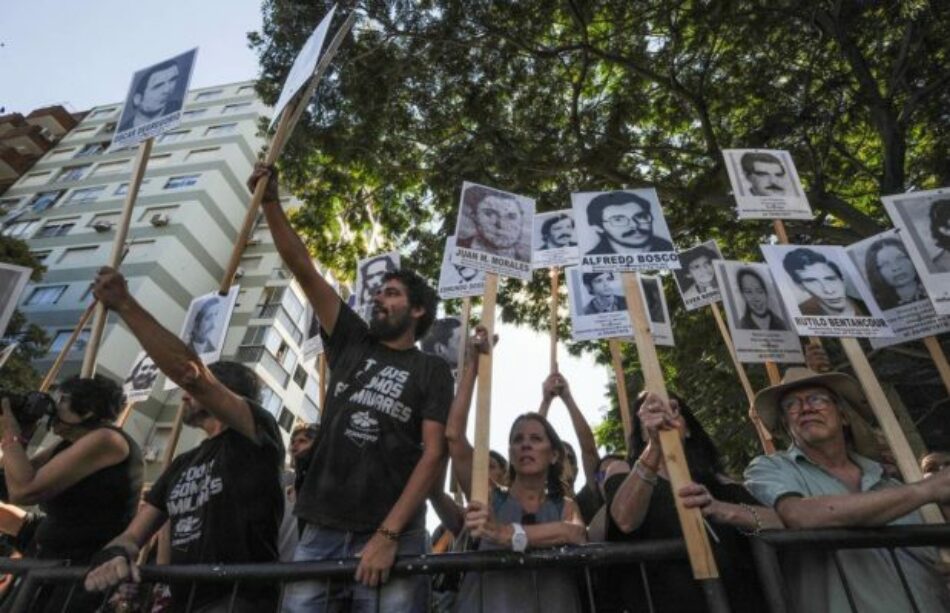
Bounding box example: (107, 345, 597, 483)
(1, 375, 143, 611)
(602, 392, 782, 613)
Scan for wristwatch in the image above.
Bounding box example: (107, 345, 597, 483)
(510, 522, 528, 553)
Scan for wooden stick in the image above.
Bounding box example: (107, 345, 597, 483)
(39, 300, 97, 392)
(317, 353, 328, 412)
(457, 297, 472, 385)
(116, 402, 135, 428)
(549, 268, 559, 373)
(162, 402, 186, 469)
(771, 220, 789, 244)
(608, 340, 633, 444)
(710, 303, 775, 453)
(80, 139, 153, 377)
(621, 273, 720, 580)
(471, 273, 498, 505)
(764, 361, 782, 385)
(923, 336, 950, 397)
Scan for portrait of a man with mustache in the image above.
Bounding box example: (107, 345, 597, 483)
(584, 191, 674, 255)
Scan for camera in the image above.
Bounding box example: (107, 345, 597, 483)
(0, 390, 56, 427)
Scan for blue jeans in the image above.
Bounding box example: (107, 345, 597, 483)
(281, 524, 429, 613)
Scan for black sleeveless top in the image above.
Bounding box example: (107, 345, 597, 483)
(33, 425, 144, 562)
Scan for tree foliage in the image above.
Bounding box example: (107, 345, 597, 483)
(250, 0, 950, 472)
(0, 235, 48, 393)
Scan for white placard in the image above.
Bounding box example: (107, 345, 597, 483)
(638, 274, 674, 347)
(532, 209, 580, 269)
(0, 262, 32, 338)
(882, 188, 950, 315)
(419, 316, 463, 376)
(453, 182, 535, 281)
(845, 229, 950, 348)
(301, 305, 324, 363)
(761, 244, 892, 338)
(714, 261, 804, 363)
(164, 286, 240, 390)
(566, 269, 633, 342)
(123, 351, 161, 403)
(437, 236, 485, 299)
(112, 48, 198, 150)
(571, 189, 680, 272)
(672, 240, 723, 311)
(722, 149, 812, 220)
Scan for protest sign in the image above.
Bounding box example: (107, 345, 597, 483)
(438, 236, 485, 299)
(124, 351, 161, 403)
(672, 241, 723, 311)
(163, 286, 240, 390)
(0, 262, 31, 338)
(453, 182, 535, 281)
(572, 189, 680, 272)
(722, 149, 812, 220)
(532, 209, 580, 269)
(567, 268, 633, 342)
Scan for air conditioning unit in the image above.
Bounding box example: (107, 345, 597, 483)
(92, 220, 113, 232)
(234, 267, 246, 279)
(150, 213, 170, 227)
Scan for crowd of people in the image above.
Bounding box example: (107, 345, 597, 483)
(0, 163, 948, 612)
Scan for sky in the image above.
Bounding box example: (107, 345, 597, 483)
(0, 1, 613, 463)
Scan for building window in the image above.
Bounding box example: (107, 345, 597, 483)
(138, 204, 178, 223)
(222, 103, 252, 114)
(98, 123, 117, 135)
(20, 171, 53, 187)
(26, 285, 68, 306)
(163, 175, 200, 190)
(257, 286, 286, 318)
(68, 127, 96, 140)
(64, 186, 106, 205)
(237, 85, 256, 95)
(56, 165, 91, 183)
(89, 212, 121, 228)
(89, 107, 117, 118)
(126, 240, 156, 261)
(57, 246, 101, 266)
(92, 160, 131, 177)
(157, 130, 189, 144)
(0, 198, 22, 211)
(2, 220, 39, 239)
(48, 329, 90, 354)
(204, 123, 237, 137)
(28, 191, 65, 213)
(185, 147, 220, 162)
(74, 142, 108, 158)
(30, 250, 51, 263)
(195, 90, 223, 101)
(47, 148, 76, 161)
(35, 222, 75, 238)
(292, 365, 307, 389)
(115, 179, 150, 196)
(277, 407, 295, 432)
(149, 154, 172, 166)
(182, 108, 208, 119)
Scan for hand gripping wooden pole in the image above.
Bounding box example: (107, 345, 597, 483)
(608, 340, 633, 444)
(471, 273, 498, 505)
(80, 139, 154, 378)
(621, 273, 722, 585)
(549, 268, 559, 373)
(710, 303, 775, 453)
(923, 336, 950, 398)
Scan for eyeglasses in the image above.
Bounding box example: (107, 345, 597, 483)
(604, 212, 652, 228)
(780, 393, 835, 414)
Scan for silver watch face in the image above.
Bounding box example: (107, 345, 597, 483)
(512, 526, 528, 551)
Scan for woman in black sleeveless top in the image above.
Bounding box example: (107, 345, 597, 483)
(1, 374, 143, 610)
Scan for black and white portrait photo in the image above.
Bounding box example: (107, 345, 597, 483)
(761, 244, 891, 338)
(453, 182, 535, 280)
(532, 210, 580, 269)
(124, 351, 161, 403)
(722, 149, 812, 220)
(581, 271, 626, 315)
(638, 275, 674, 346)
(355, 252, 400, 306)
(572, 189, 679, 272)
(165, 286, 238, 390)
(420, 317, 463, 375)
(0, 262, 32, 339)
(715, 261, 803, 363)
(113, 48, 197, 149)
(846, 230, 950, 349)
(437, 236, 485, 299)
(673, 241, 723, 311)
(566, 268, 633, 342)
(883, 188, 950, 315)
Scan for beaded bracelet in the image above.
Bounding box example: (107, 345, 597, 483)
(377, 526, 401, 542)
(632, 460, 658, 486)
(738, 503, 762, 536)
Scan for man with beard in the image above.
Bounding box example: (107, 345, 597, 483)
(457, 186, 530, 260)
(740, 152, 793, 197)
(84, 268, 284, 612)
(737, 268, 788, 330)
(539, 213, 577, 250)
(248, 164, 453, 612)
(584, 191, 674, 255)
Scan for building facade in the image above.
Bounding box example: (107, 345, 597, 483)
(0, 106, 81, 196)
(2, 81, 322, 479)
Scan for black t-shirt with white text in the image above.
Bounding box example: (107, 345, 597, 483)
(295, 300, 454, 532)
(146, 401, 284, 610)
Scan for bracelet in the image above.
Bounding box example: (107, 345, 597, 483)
(632, 461, 658, 486)
(738, 503, 762, 536)
(376, 526, 400, 542)
(638, 455, 660, 474)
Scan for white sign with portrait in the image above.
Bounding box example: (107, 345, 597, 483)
(355, 252, 400, 306)
(124, 351, 162, 403)
(845, 230, 950, 349)
(672, 241, 723, 311)
(532, 209, 580, 269)
(0, 262, 32, 339)
(419, 316, 464, 377)
(571, 189, 680, 272)
(761, 245, 891, 338)
(722, 149, 813, 220)
(112, 48, 198, 150)
(566, 268, 633, 342)
(882, 188, 950, 315)
(164, 285, 240, 390)
(638, 275, 674, 347)
(715, 261, 803, 363)
(453, 182, 535, 281)
(438, 236, 485, 299)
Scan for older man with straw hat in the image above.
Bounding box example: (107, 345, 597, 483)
(744, 366, 950, 613)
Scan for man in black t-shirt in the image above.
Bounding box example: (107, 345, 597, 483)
(250, 164, 453, 613)
(84, 269, 284, 612)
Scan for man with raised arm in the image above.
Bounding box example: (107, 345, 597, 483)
(83, 268, 284, 612)
(745, 367, 950, 613)
(249, 164, 453, 613)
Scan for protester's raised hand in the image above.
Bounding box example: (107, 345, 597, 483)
(247, 162, 280, 205)
(465, 325, 497, 366)
(92, 267, 132, 311)
(637, 392, 681, 443)
(83, 549, 141, 593)
(542, 373, 562, 401)
(804, 342, 832, 373)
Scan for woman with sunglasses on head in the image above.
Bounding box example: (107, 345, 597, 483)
(446, 327, 586, 613)
(1, 375, 143, 612)
(602, 391, 781, 612)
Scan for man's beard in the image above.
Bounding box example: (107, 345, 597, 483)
(368, 306, 413, 341)
(183, 406, 211, 427)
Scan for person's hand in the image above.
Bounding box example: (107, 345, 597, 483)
(247, 162, 280, 205)
(542, 373, 563, 401)
(636, 392, 681, 444)
(920, 466, 950, 506)
(678, 482, 721, 519)
(465, 500, 510, 546)
(355, 531, 398, 587)
(92, 267, 133, 312)
(84, 551, 141, 592)
(804, 343, 832, 373)
(464, 325, 497, 367)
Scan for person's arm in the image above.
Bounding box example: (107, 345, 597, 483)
(1, 402, 128, 506)
(84, 504, 166, 592)
(249, 164, 341, 335)
(557, 377, 599, 487)
(538, 374, 557, 417)
(93, 268, 257, 441)
(429, 491, 465, 536)
(355, 419, 446, 587)
(465, 498, 586, 549)
(677, 481, 783, 531)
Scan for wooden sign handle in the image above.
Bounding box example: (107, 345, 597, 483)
(549, 268, 559, 373)
(923, 336, 950, 398)
(457, 297, 472, 386)
(471, 273, 498, 505)
(317, 353, 328, 416)
(608, 339, 633, 445)
(621, 273, 720, 580)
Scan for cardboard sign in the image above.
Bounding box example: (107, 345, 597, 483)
(722, 149, 812, 220)
(453, 182, 535, 281)
(532, 209, 580, 269)
(673, 240, 723, 311)
(164, 285, 240, 390)
(437, 236, 485, 299)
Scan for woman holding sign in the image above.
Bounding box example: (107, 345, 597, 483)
(446, 327, 585, 613)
